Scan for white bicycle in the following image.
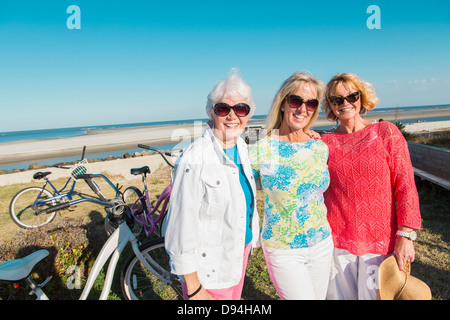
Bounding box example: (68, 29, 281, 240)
(0, 198, 182, 300)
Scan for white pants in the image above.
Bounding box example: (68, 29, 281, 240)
(327, 248, 388, 300)
(262, 236, 333, 300)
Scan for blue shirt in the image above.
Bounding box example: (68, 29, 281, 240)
(224, 145, 254, 245)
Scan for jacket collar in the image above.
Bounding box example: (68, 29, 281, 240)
(204, 121, 246, 167)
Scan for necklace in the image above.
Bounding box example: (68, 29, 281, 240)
(224, 145, 238, 162)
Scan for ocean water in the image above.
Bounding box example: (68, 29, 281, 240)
(0, 141, 193, 172)
(0, 118, 210, 144)
(1, 105, 449, 171)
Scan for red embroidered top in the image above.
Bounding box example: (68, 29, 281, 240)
(322, 121, 421, 256)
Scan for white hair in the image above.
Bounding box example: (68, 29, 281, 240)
(205, 68, 256, 118)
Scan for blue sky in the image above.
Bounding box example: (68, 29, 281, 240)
(1, 0, 449, 131)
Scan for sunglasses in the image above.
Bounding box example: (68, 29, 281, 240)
(213, 102, 251, 117)
(329, 91, 361, 106)
(286, 95, 319, 112)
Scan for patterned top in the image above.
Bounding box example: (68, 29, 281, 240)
(322, 121, 422, 256)
(249, 136, 331, 249)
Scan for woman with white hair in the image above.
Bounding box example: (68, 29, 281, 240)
(164, 69, 260, 300)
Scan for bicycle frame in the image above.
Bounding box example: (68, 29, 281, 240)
(25, 273, 51, 300)
(71, 173, 121, 206)
(129, 180, 172, 237)
(80, 220, 171, 300)
(2, 204, 171, 300)
(34, 174, 121, 209)
(33, 177, 76, 208)
(127, 144, 176, 237)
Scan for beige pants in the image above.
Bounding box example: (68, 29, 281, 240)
(327, 248, 388, 300)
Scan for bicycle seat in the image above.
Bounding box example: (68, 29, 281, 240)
(33, 172, 52, 180)
(0, 250, 49, 281)
(130, 166, 151, 176)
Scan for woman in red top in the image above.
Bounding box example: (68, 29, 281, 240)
(321, 73, 422, 300)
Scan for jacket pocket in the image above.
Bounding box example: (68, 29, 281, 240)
(204, 176, 226, 206)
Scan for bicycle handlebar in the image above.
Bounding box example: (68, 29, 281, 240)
(138, 144, 175, 168)
(52, 146, 87, 169)
(80, 146, 86, 161)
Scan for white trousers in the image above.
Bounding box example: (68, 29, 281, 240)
(262, 236, 333, 300)
(327, 248, 388, 300)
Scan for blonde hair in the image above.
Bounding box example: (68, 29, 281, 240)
(323, 73, 380, 122)
(266, 72, 324, 136)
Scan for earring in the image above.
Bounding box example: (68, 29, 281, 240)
(281, 107, 284, 112)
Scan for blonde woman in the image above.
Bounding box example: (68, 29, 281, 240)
(321, 73, 422, 300)
(249, 72, 332, 299)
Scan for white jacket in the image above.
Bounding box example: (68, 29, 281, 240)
(164, 124, 260, 289)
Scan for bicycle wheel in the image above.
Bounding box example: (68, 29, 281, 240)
(156, 210, 168, 237)
(123, 186, 146, 214)
(9, 187, 57, 229)
(120, 237, 182, 300)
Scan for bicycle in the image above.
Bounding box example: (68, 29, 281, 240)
(119, 144, 183, 299)
(122, 144, 175, 239)
(9, 146, 123, 229)
(0, 197, 182, 300)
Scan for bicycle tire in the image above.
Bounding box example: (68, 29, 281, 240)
(123, 186, 147, 214)
(120, 237, 183, 300)
(9, 187, 57, 229)
(156, 210, 168, 237)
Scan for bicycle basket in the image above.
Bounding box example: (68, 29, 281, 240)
(68, 159, 93, 181)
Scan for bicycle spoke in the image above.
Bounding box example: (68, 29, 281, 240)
(10, 187, 57, 229)
(121, 239, 182, 300)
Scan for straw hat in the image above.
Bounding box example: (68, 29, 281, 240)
(377, 255, 432, 300)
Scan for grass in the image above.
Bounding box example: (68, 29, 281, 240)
(0, 165, 449, 300)
(411, 181, 450, 300)
(401, 129, 450, 299)
(408, 132, 450, 150)
(394, 121, 450, 150)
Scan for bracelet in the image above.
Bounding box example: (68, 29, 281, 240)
(187, 284, 202, 298)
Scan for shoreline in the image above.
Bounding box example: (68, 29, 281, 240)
(0, 122, 206, 166)
(0, 108, 449, 170)
(0, 119, 448, 186)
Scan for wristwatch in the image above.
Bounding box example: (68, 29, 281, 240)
(396, 230, 417, 241)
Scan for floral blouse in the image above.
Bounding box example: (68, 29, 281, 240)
(249, 136, 331, 249)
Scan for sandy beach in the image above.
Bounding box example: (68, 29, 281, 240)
(402, 121, 450, 133)
(0, 122, 207, 166)
(1, 118, 448, 187)
(1, 107, 449, 166)
(0, 105, 449, 186)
